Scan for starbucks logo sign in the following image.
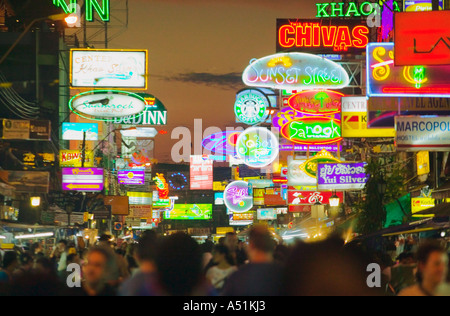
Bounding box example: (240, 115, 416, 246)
(234, 89, 270, 125)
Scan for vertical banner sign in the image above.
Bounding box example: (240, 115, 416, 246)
(417, 151, 430, 176)
(396, 116, 450, 151)
(317, 162, 368, 190)
(190, 156, 213, 190)
(394, 11, 450, 66)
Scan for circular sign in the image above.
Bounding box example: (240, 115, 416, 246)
(224, 181, 254, 213)
(234, 89, 270, 125)
(236, 127, 279, 168)
(69, 90, 146, 122)
(168, 172, 188, 191)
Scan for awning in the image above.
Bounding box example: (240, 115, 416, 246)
(432, 182, 450, 200)
(414, 203, 450, 217)
(0, 181, 15, 197)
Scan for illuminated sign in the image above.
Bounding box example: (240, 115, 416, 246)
(224, 181, 254, 213)
(69, 90, 146, 121)
(316, 2, 377, 17)
(70, 49, 147, 89)
(242, 53, 350, 90)
(287, 160, 316, 189)
(257, 209, 277, 220)
(317, 162, 368, 190)
(62, 168, 104, 192)
(417, 151, 430, 176)
(53, 0, 110, 22)
(287, 90, 343, 115)
(190, 156, 213, 190)
(229, 211, 255, 226)
(367, 43, 450, 98)
(153, 173, 169, 199)
(381, 0, 400, 41)
(277, 19, 369, 54)
(127, 192, 152, 205)
(1, 120, 51, 141)
(280, 117, 342, 146)
(411, 198, 436, 218)
(288, 191, 344, 205)
(168, 172, 188, 190)
(341, 96, 395, 137)
(395, 11, 450, 66)
(236, 127, 279, 168)
(60, 150, 94, 167)
(234, 89, 270, 125)
(164, 204, 213, 220)
(396, 116, 450, 151)
(61, 123, 98, 141)
(215, 192, 225, 205)
(113, 94, 168, 126)
(202, 131, 240, 156)
(118, 170, 145, 185)
(404, 0, 444, 11)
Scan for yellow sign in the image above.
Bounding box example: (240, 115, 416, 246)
(417, 151, 430, 176)
(254, 188, 265, 206)
(60, 150, 94, 167)
(216, 227, 234, 235)
(341, 97, 395, 138)
(411, 198, 435, 218)
(213, 182, 227, 191)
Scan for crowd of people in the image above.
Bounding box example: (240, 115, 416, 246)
(0, 225, 449, 296)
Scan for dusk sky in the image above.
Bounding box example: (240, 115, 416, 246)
(110, 0, 317, 162)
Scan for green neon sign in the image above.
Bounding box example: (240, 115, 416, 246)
(316, 2, 377, 18)
(53, 0, 110, 22)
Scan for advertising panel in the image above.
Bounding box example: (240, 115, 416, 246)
(317, 162, 368, 190)
(0, 171, 50, 194)
(61, 123, 99, 141)
(62, 168, 104, 192)
(224, 181, 254, 213)
(60, 150, 94, 168)
(257, 208, 277, 220)
(127, 192, 152, 205)
(229, 211, 255, 226)
(1, 120, 50, 141)
(288, 191, 344, 205)
(118, 170, 145, 185)
(190, 156, 213, 190)
(164, 204, 213, 220)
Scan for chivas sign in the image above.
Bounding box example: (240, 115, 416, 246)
(395, 11, 450, 66)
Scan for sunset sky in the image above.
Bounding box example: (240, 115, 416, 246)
(109, 0, 317, 162)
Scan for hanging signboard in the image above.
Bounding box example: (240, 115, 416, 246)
(62, 123, 99, 141)
(1, 120, 51, 141)
(234, 89, 270, 125)
(276, 19, 369, 54)
(60, 150, 94, 168)
(288, 191, 344, 205)
(224, 181, 254, 213)
(257, 209, 277, 220)
(62, 168, 104, 192)
(317, 162, 368, 190)
(113, 94, 168, 126)
(242, 53, 350, 90)
(396, 116, 450, 151)
(287, 90, 343, 115)
(118, 170, 145, 185)
(69, 90, 147, 122)
(366, 43, 450, 98)
(70, 49, 147, 89)
(417, 151, 430, 176)
(395, 11, 450, 66)
(341, 96, 396, 137)
(236, 127, 279, 168)
(411, 198, 436, 218)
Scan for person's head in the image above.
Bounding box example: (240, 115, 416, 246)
(224, 232, 238, 252)
(212, 244, 235, 266)
(83, 247, 116, 288)
(247, 225, 276, 263)
(67, 253, 79, 266)
(30, 242, 43, 255)
(97, 234, 113, 248)
(416, 241, 448, 286)
(34, 257, 57, 277)
(155, 233, 203, 296)
(57, 240, 68, 252)
(136, 230, 158, 265)
(2, 251, 19, 271)
(19, 253, 33, 270)
(398, 252, 415, 265)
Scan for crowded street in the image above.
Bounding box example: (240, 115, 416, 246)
(0, 0, 449, 300)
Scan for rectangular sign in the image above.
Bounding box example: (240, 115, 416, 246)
(257, 208, 277, 220)
(367, 43, 450, 98)
(317, 162, 368, 190)
(396, 116, 450, 151)
(71, 49, 147, 89)
(411, 198, 435, 218)
(62, 123, 99, 141)
(164, 204, 213, 220)
(214, 192, 224, 205)
(1, 119, 50, 141)
(279, 144, 341, 152)
(417, 151, 430, 176)
(118, 170, 145, 185)
(276, 19, 369, 54)
(190, 156, 213, 190)
(395, 11, 450, 66)
(288, 191, 344, 205)
(129, 205, 153, 219)
(341, 96, 396, 138)
(104, 196, 130, 216)
(404, 0, 444, 11)
(0, 171, 50, 194)
(62, 168, 104, 192)
(60, 150, 94, 168)
(229, 211, 255, 226)
(127, 192, 152, 205)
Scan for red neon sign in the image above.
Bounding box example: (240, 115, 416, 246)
(287, 90, 343, 115)
(277, 19, 369, 54)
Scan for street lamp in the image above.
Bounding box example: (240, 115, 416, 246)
(30, 196, 41, 207)
(329, 192, 340, 207)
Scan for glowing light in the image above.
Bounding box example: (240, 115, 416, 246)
(280, 117, 343, 146)
(235, 127, 279, 168)
(153, 173, 169, 200)
(224, 181, 254, 214)
(15, 232, 54, 240)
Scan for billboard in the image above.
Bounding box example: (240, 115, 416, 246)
(224, 181, 254, 213)
(190, 156, 213, 190)
(257, 208, 277, 220)
(229, 211, 255, 226)
(127, 192, 152, 205)
(1, 120, 50, 141)
(118, 170, 145, 185)
(276, 19, 369, 54)
(236, 127, 279, 168)
(366, 43, 450, 98)
(317, 163, 368, 190)
(404, 0, 444, 11)
(62, 168, 104, 192)
(113, 94, 168, 126)
(288, 191, 344, 205)
(395, 11, 450, 66)
(396, 116, 450, 151)
(60, 150, 94, 168)
(62, 123, 99, 141)
(164, 204, 213, 220)
(70, 49, 147, 89)
(234, 89, 270, 125)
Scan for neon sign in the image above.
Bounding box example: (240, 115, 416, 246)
(280, 117, 343, 146)
(224, 181, 254, 213)
(236, 127, 279, 168)
(153, 173, 169, 200)
(367, 43, 450, 98)
(53, 0, 110, 22)
(287, 90, 343, 115)
(316, 2, 377, 17)
(118, 170, 145, 186)
(168, 172, 188, 191)
(69, 90, 146, 122)
(202, 131, 241, 156)
(234, 89, 270, 125)
(300, 149, 342, 178)
(277, 19, 369, 54)
(242, 53, 350, 90)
